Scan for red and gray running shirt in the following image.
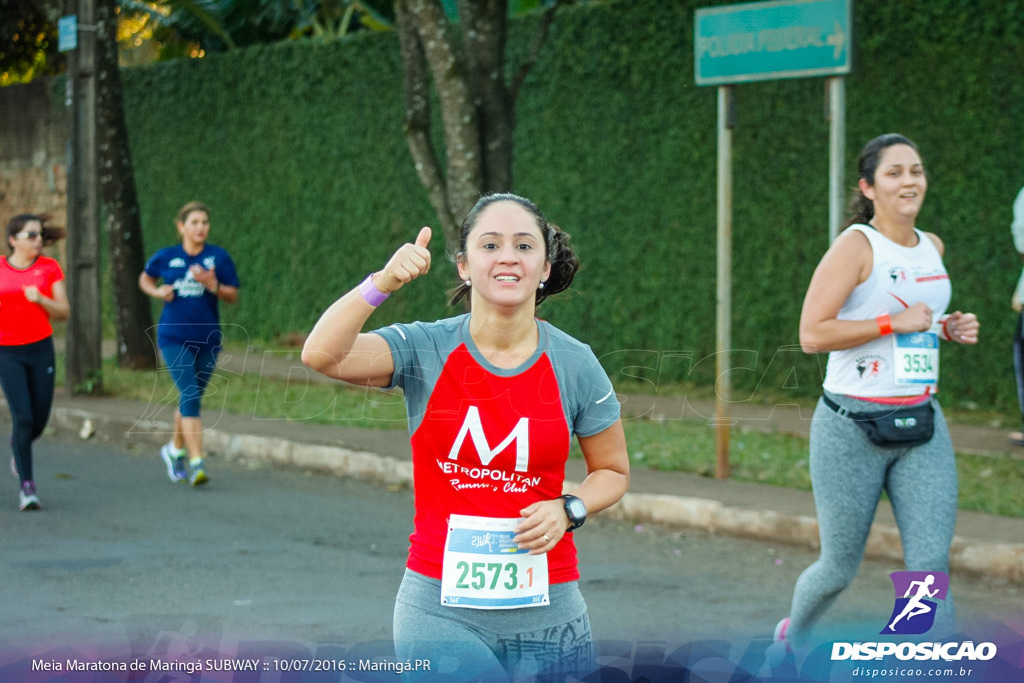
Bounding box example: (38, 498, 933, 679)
(373, 314, 620, 584)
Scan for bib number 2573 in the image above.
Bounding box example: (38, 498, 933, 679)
(440, 515, 549, 610)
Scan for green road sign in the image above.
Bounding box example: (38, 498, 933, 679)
(695, 0, 851, 85)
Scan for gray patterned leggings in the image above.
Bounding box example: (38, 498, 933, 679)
(786, 393, 958, 647)
(393, 569, 593, 681)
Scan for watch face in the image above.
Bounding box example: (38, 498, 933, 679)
(566, 498, 586, 520)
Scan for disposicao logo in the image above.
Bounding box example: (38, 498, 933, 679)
(830, 571, 998, 663)
(881, 571, 948, 636)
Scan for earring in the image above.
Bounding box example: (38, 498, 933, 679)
(538, 281, 546, 290)
(464, 279, 471, 287)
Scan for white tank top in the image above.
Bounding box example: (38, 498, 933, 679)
(822, 224, 951, 397)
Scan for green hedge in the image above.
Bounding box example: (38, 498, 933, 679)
(120, 0, 1024, 411)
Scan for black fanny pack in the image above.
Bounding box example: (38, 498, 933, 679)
(822, 395, 935, 449)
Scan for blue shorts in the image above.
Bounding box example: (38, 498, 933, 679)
(160, 342, 220, 418)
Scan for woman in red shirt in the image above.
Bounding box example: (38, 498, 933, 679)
(0, 214, 69, 511)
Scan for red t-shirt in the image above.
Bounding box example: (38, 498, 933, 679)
(408, 344, 576, 582)
(0, 255, 65, 346)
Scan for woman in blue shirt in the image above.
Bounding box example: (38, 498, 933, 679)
(138, 201, 240, 485)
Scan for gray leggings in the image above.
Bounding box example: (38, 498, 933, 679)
(787, 393, 958, 647)
(393, 569, 592, 682)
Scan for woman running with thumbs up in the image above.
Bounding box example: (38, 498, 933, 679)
(302, 193, 629, 681)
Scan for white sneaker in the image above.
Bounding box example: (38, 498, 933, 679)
(19, 481, 40, 511)
(160, 443, 188, 483)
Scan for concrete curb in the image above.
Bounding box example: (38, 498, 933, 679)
(47, 406, 1024, 584)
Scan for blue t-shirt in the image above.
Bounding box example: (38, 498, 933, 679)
(144, 244, 240, 347)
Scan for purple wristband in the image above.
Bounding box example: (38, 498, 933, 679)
(358, 273, 390, 307)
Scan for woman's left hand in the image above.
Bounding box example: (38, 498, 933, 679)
(23, 285, 41, 303)
(514, 499, 569, 555)
(944, 311, 979, 344)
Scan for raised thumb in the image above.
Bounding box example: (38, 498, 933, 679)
(415, 226, 432, 249)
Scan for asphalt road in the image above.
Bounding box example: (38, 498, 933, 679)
(2, 435, 1022, 679)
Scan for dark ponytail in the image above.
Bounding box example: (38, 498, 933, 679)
(537, 224, 578, 306)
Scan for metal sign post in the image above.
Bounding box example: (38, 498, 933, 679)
(715, 85, 736, 480)
(827, 76, 846, 242)
(695, 0, 852, 478)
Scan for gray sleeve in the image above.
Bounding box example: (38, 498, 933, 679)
(551, 341, 620, 438)
(371, 320, 449, 434)
(371, 323, 414, 392)
(572, 359, 621, 437)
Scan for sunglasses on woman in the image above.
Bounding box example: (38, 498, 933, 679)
(14, 231, 42, 240)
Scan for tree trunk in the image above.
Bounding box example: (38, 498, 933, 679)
(95, 0, 157, 369)
(396, 0, 485, 251)
(395, 0, 457, 245)
(459, 0, 513, 194)
(394, 0, 564, 251)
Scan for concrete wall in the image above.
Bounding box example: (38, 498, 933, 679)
(0, 79, 69, 239)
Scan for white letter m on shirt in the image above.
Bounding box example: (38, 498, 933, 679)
(447, 406, 529, 472)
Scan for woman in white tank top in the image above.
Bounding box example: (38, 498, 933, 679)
(772, 135, 980, 654)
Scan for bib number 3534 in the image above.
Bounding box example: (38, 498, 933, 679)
(893, 332, 939, 385)
(440, 515, 549, 610)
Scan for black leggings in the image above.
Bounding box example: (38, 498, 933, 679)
(0, 337, 56, 483)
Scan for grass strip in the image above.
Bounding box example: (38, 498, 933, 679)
(72, 357, 1024, 519)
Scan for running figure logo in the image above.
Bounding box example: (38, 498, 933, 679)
(856, 355, 884, 380)
(888, 267, 908, 284)
(881, 571, 949, 635)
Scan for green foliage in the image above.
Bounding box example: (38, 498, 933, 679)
(131, 0, 396, 55)
(124, 34, 450, 346)
(118, 0, 1024, 412)
(0, 0, 65, 85)
(72, 369, 104, 396)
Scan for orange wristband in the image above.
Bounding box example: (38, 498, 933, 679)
(877, 313, 893, 336)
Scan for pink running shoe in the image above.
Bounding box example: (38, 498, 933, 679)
(773, 617, 792, 653)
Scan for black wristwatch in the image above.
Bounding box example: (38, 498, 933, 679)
(561, 494, 587, 531)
